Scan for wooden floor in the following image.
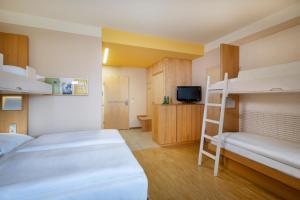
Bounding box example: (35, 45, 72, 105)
(134, 144, 280, 200)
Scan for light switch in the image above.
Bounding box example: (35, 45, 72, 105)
(9, 123, 17, 134)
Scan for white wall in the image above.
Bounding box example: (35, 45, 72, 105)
(240, 25, 300, 70)
(102, 67, 147, 128)
(192, 48, 219, 103)
(0, 22, 102, 136)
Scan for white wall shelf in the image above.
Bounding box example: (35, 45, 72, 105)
(0, 71, 51, 94)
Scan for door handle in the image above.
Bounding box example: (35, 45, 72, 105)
(124, 100, 128, 106)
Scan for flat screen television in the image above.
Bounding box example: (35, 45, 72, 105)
(177, 86, 201, 103)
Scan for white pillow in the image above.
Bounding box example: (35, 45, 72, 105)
(0, 133, 33, 156)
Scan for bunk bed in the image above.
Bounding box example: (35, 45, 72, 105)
(199, 60, 300, 196)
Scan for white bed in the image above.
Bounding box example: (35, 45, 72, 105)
(212, 132, 300, 179)
(0, 130, 148, 200)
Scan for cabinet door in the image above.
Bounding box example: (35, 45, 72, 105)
(176, 105, 192, 142)
(0, 33, 28, 68)
(153, 105, 176, 145)
(152, 72, 164, 104)
(177, 104, 204, 143)
(191, 105, 203, 141)
(160, 105, 176, 144)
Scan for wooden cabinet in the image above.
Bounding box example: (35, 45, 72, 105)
(0, 32, 28, 68)
(153, 104, 177, 145)
(177, 104, 203, 142)
(147, 58, 192, 118)
(164, 58, 192, 104)
(153, 104, 203, 146)
(0, 32, 29, 134)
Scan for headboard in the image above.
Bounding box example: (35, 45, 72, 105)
(240, 111, 300, 143)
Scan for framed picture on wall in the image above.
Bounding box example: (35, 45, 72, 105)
(45, 78, 88, 96)
(73, 79, 88, 95)
(45, 78, 61, 95)
(61, 78, 73, 95)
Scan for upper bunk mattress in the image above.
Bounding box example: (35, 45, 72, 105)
(209, 61, 300, 93)
(213, 132, 300, 169)
(0, 142, 147, 200)
(17, 129, 125, 152)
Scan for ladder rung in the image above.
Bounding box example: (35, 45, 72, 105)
(205, 119, 220, 124)
(202, 150, 216, 160)
(207, 90, 223, 94)
(207, 103, 222, 107)
(208, 87, 224, 91)
(204, 134, 213, 140)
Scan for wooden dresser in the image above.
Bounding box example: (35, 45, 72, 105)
(152, 104, 204, 146)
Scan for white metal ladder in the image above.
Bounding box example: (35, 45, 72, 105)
(198, 73, 229, 176)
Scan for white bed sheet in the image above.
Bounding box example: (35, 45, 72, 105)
(0, 143, 148, 200)
(213, 132, 300, 169)
(17, 129, 125, 152)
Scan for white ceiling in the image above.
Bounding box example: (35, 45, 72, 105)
(0, 0, 298, 43)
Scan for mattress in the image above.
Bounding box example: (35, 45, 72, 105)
(0, 142, 148, 200)
(0, 65, 26, 76)
(17, 129, 125, 152)
(212, 132, 300, 178)
(209, 61, 300, 94)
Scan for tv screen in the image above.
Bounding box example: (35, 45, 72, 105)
(177, 86, 201, 102)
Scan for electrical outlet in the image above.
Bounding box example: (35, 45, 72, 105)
(9, 123, 17, 134)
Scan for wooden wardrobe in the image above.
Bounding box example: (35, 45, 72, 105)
(147, 57, 192, 117)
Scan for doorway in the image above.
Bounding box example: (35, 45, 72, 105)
(103, 75, 129, 129)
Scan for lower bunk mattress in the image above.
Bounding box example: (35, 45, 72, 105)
(212, 132, 300, 179)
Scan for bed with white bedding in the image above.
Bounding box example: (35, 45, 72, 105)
(212, 132, 300, 179)
(0, 130, 148, 200)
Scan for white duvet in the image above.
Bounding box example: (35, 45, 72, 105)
(17, 129, 125, 152)
(0, 143, 147, 200)
(0, 130, 148, 200)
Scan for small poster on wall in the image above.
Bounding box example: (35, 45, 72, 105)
(73, 79, 89, 95)
(45, 78, 88, 96)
